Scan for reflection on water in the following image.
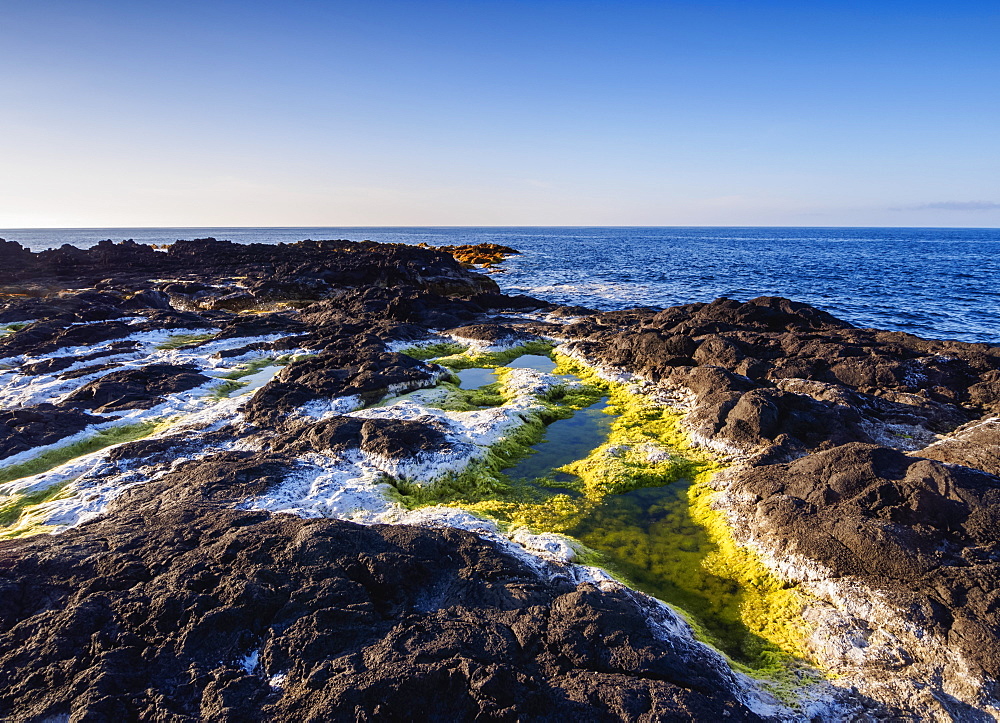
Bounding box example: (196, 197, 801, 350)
(504, 398, 611, 481)
(505, 354, 558, 373)
(456, 367, 496, 389)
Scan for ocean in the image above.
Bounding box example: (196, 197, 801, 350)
(2, 226, 998, 345)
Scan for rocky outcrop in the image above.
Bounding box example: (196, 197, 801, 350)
(424, 242, 521, 269)
(1, 239, 999, 720)
(561, 296, 1000, 459)
(0, 237, 501, 304)
(0, 478, 765, 721)
(62, 364, 211, 412)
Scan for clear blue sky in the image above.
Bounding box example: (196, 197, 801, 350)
(2, 0, 998, 227)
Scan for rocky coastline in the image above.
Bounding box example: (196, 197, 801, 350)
(0, 237, 998, 721)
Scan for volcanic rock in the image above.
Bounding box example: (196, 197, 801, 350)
(62, 363, 210, 412)
(0, 499, 765, 722)
(2, 238, 999, 720)
(0, 404, 105, 458)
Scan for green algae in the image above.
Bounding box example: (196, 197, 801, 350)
(0, 481, 69, 528)
(399, 341, 468, 360)
(0, 478, 75, 539)
(388, 361, 605, 514)
(685, 479, 814, 668)
(156, 332, 217, 350)
(0, 419, 176, 540)
(208, 379, 250, 400)
(209, 357, 276, 399)
(428, 379, 507, 411)
(274, 352, 313, 366)
(503, 397, 611, 483)
(0, 322, 30, 337)
(431, 340, 557, 370)
(568, 475, 811, 675)
(0, 420, 168, 486)
(219, 356, 275, 379)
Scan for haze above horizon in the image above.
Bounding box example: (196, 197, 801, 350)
(3, 1, 998, 228)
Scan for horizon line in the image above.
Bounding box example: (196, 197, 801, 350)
(2, 224, 1000, 232)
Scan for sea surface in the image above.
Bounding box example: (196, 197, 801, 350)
(2, 226, 998, 344)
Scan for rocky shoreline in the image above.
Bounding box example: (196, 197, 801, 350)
(0, 237, 997, 721)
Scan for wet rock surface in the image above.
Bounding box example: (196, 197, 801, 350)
(0, 238, 998, 720)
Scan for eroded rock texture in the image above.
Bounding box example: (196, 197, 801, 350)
(561, 295, 1000, 458)
(0, 501, 762, 721)
(555, 296, 1000, 718)
(0, 238, 998, 720)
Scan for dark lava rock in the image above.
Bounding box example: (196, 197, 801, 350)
(920, 418, 1000, 477)
(446, 323, 538, 347)
(214, 311, 306, 340)
(565, 296, 1000, 455)
(0, 238, 500, 303)
(62, 364, 210, 412)
(0, 404, 105, 458)
(303, 286, 486, 331)
(730, 442, 1000, 681)
(282, 416, 450, 460)
(245, 351, 438, 424)
(468, 292, 555, 312)
(0, 500, 763, 722)
(0, 290, 134, 325)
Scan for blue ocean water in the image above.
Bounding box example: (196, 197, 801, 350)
(1, 226, 997, 345)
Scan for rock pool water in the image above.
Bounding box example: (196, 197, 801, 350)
(422, 349, 805, 675)
(503, 397, 611, 483)
(456, 367, 496, 389)
(504, 354, 558, 373)
(568, 482, 773, 666)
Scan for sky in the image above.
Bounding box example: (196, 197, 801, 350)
(1, 0, 998, 228)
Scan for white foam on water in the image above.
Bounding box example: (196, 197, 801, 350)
(239, 650, 261, 675)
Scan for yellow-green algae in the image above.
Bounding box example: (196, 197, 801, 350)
(219, 356, 275, 380)
(0, 322, 30, 337)
(412, 340, 557, 371)
(0, 419, 174, 539)
(399, 341, 468, 360)
(440, 341, 558, 370)
(0, 481, 71, 539)
(0, 420, 169, 486)
(390, 348, 815, 684)
(156, 332, 217, 350)
(208, 379, 250, 400)
(208, 357, 277, 399)
(422, 378, 508, 412)
(274, 352, 313, 366)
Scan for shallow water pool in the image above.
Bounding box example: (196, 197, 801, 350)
(503, 397, 611, 482)
(505, 354, 558, 373)
(569, 482, 774, 666)
(456, 367, 497, 389)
